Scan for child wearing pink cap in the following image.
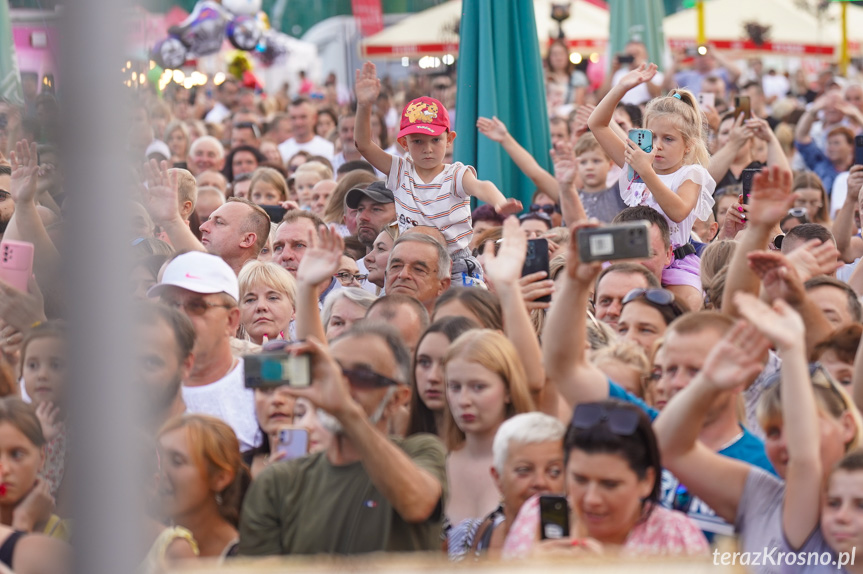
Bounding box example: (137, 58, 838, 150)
(354, 62, 522, 282)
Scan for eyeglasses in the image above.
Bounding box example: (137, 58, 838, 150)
(342, 366, 401, 389)
(233, 121, 261, 139)
(334, 272, 368, 284)
(530, 203, 561, 215)
(622, 288, 685, 319)
(810, 362, 848, 407)
(163, 298, 233, 316)
(571, 403, 640, 436)
(0, 190, 10, 202)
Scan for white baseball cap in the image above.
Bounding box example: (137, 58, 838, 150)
(147, 251, 239, 301)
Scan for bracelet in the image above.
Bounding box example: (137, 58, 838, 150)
(30, 321, 42, 329)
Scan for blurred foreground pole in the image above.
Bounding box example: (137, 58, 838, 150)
(61, 0, 139, 572)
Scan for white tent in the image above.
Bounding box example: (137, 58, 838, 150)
(361, 0, 609, 59)
(663, 0, 863, 57)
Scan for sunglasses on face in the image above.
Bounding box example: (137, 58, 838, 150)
(163, 298, 232, 316)
(571, 403, 640, 436)
(529, 203, 561, 215)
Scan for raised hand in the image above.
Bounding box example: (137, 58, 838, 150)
(846, 165, 863, 205)
(0, 275, 46, 333)
(495, 198, 523, 217)
(11, 478, 54, 532)
(354, 62, 381, 107)
(476, 116, 509, 143)
(728, 113, 755, 148)
(519, 271, 554, 311)
(624, 137, 656, 176)
(551, 140, 577, 186)
(572, 104, 595, 138)
(747, 117, 773, 142)
(747, 249, 806, 306)
(9, 139, 40, 204)
(296, 225, 345, 287)
(617, 63, 658, 92)
(140, 159, 182, 226)
(717, 201, 747, 240)
(483, 217, 527, 287)
(699, 320, 770, 392)
(566, 221, 604, 286)
(785, 238, 842, 281)
(35, 401, 61, 443)
(746, 166, 795, 228)
(734, 292, 805, 352)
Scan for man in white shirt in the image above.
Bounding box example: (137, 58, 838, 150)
(278, 98, 335, 163)
(204, 78, 239, 124)
(148, 251, 259, 451)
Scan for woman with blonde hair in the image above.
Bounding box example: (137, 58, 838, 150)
(238, 261, 297, 345)
(153, 415, 248, 565)
(293, 161, 334, 209)
(792, 171, 831, 227)
(443, 329, 536, 527)
(163, 120, 190, 167)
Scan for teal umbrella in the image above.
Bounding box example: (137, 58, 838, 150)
(608, 0, 667, 69)
(454, 0, 551, 211)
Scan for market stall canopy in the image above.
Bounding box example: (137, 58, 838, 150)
(361, 0, 609, 59)
(663, 0, 862, 57)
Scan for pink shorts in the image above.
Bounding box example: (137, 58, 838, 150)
(662, 253, 702, 291)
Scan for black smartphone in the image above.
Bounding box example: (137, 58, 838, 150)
(855, 135, 863, 166)
(741, 168, 760, 204)
(617, 53, 635, 65)
(260, 204, 288, 223)
(539, 495, 570, 540)
(244, 352, 311, 389)
(577, 221, 651, 263)
(734, 96, 751, 121)
(521, 238, 551, 303)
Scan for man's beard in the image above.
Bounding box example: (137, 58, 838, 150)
(0, 214, 10, 234)
(150, 375, 183, 418)
(316, 387, 398, 437)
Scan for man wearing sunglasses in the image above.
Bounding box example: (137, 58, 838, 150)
(148, 251, 259, 452)
(239, 323, 446, 555)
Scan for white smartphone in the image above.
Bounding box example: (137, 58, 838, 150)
(697, 92, 715, 109)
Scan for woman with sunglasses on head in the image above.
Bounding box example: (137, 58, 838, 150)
(616, 288, 688, 352)
(502, 400, 707, 558)
(654, 293, 862, 574)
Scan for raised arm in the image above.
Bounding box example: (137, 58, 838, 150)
(5, 140, 60, 283)
(286, 338, 443, 523)
(294, 225, 344, 344)
(542, 221, 610, 408)
(354, 62, 394, 174)
(550, 140, 587, 225)
(721, 166, 794, 316)
(853, 322, 863, 414)
(750, 116, 791, 173)
(794, 97, 826, 146)
(477, 116, 560, 201)
(483, 217, 547, 402)
(734, 293, 820, 550)
(462, 171, 522, 216)
(587, 63, 658, 168)
(140, 160, 205, 254)
(706, 113, 751, 183)
(653, 320, 769, 523)
(833, 166, 863, 263)
(747, 249, 835, 354)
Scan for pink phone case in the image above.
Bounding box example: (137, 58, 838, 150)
(0, 240, 34, 292)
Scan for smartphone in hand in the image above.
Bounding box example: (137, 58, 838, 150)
(627, 129, 653, 181)
(577, 222, 651, 263)
(521, 238, 551, 303)
(0, 240, 34, 292)
(275, 427, 309, 460)
(539, 494, 570, 540)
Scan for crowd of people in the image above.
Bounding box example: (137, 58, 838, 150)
(3, 32, 863, 573)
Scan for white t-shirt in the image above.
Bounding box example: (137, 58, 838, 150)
(612, 68, 665, 105)
(181, 358, 259, 451)
(387, 155, 475, 252)
(831, 170, 850, 220)
(278, 136, 335, 163)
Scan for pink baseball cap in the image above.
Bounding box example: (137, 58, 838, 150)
(397, 96, 450, 138)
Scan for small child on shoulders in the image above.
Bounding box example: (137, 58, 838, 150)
(353, 62, 521, 281)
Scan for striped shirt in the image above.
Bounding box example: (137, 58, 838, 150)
(387, 155, 475, 252)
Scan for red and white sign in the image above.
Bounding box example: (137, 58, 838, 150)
(352, 0, 384, 37)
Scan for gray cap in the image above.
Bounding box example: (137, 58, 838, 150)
(345, 181, 395, 210)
